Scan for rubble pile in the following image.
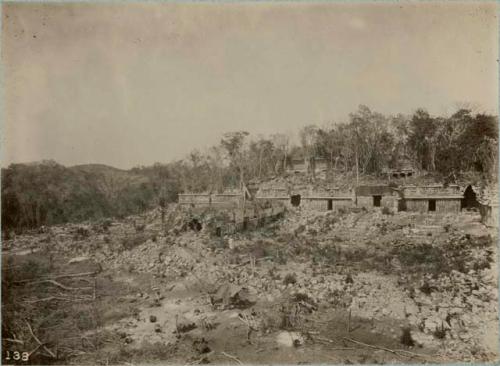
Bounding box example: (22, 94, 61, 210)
(3, 198, 498, 363)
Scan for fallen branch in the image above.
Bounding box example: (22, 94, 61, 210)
(57, 347, 87, 357)
(23, 296, 93, 303)
(392, 348, 436, 360)
(342, 337, 431, 360)
(312, 336, 336, 344)
(28, 343, 43, 357)
(25, 321, 56, 358)
(221, 351, 243, 364)
(4, 338, 24, 344)
(24, 279, 92, 291)
(342, 337, 406, 357)
(13, 271, 96, 284)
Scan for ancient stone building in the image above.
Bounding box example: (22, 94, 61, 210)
(355, 185, 397, 210)
(400, 184, 462, 213)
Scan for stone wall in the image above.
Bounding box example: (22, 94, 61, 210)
(178, 194, 211, 205)
(405, 199, 428, 213)
(301, 198, 353, 211)
(436, 199, 461, 213)
(212, 194, 244, 207)
(178, 193, 244, 208)
(356, 195, 396, 210)
(216, 205, 286, 235)
(403, 185, 461, 196)
(405, 198, 461, 213)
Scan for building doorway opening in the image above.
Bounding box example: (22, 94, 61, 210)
(373, 195, 382, 207)
(291, 194, 301, 207)
(398, 200, 407, 212)
(327, 199, 333, 210)
(461, 185, 479, 210)
(428, 199, 436, 212)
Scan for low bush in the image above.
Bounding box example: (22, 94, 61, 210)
(121, 233, 148, 250)
(433, 324, 447, 339)
(400, 327, 415, 347)
(381, 206, 392, 215)
(283, 273, 297, 285)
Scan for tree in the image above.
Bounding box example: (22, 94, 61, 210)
(348, 105, 394, 175)
(271, 133, 290, 174)
(408, 109, 439, 171)
(220, 131, 249, 188)
(299, 125, 319, 178)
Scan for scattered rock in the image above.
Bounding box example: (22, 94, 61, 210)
(210, 283, 255, 309)
(276, 331, 304, 347)
(68, 256, 89, 264)
(176, 315, 197, 333)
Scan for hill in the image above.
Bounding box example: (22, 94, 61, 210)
(1, 161, 158, 234)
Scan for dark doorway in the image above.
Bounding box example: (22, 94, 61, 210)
(428, 199, 436, 212)
(461, 185, 479, 210)
(291, 194, 301, 207)
(398, 200, 407, 212)
(373, 195, 382, 207)
(327, 199, 333, 211)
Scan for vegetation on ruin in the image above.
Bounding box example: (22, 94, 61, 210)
(2, 106, 497, 233)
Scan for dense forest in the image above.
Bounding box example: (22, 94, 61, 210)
(2, 106, 498, 233)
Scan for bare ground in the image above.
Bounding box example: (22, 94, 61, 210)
(2, 206, 498, 364)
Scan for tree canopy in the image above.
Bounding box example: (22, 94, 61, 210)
(2, 106, 497, 233)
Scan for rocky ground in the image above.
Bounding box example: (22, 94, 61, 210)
(2, 205, 498, 364)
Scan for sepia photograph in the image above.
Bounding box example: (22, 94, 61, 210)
(1, 1, 499, 365)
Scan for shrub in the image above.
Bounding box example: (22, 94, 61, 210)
(75, 309, 95, 331)
(73, 227, 90, 240)
(433, 324, 447, 339)
(400, 327, 415, 347)
(343, 248, 368, 263)
(121, 233, 148, 250)
(283, 273, 297, 285)
(381, 207, 392, 215)
(16, 257, 52, 281)
(420, 281, 434, 295)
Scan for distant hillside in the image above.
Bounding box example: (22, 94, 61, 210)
(1, 161, 159, 233)
(71, 163, 128, 173)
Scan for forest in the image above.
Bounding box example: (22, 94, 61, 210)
(2, 106, 498, 233)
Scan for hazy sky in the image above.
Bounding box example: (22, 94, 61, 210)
(2, 1, 498, 169)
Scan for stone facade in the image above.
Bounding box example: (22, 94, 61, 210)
(355, 185, 397, 210)
(400, 185, 463, 213)
(178, 193, 244, 208)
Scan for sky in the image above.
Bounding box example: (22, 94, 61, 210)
(2, 1, 498, 169)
